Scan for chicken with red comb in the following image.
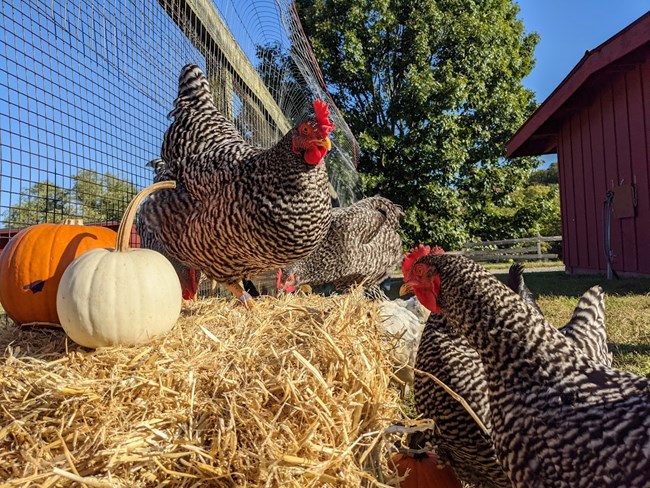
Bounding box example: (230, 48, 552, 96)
(400, 244, 444, 313)
(399, 248, 648, 488)
(138, 64, 335, 308)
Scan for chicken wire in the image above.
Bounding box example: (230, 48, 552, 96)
(0, 0, 361, 241)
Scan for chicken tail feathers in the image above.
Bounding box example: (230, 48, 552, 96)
(559, 285, 611, 366)
(506, 263, 543, 315)
(168, 64, 213, 119)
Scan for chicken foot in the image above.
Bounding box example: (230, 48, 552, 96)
(225, 281, 257, 309)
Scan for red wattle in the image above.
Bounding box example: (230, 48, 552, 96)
(304, 146, 324, 165)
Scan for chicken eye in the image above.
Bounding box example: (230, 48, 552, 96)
(301, 125, 310, 135)
(413, 263, 427, 277)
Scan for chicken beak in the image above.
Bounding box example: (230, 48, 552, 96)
(319, 137, 332, 151)
(399, 281, 414, 296)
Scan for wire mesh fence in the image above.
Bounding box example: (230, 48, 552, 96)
(0, 0, 361, 245)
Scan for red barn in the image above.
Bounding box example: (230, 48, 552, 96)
(507, 12, 650, 277)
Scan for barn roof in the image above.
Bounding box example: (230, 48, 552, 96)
(506, 11, 650, 158)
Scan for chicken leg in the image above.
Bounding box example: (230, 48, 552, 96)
(225, 281, 257, 309)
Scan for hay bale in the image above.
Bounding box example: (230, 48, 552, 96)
(0, 292, 409, 486)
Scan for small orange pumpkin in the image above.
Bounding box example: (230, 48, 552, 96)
(0, 219, 117, 326)
(392, 452, 462, 488)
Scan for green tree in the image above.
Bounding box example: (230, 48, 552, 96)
(528, 162, 558, 185)
(476, 184, 561, 241)
(296, 0, 540, 248)
(71, 169, 136, 223)
(4, 181, 72, 227)
(3, 170, 136, 227)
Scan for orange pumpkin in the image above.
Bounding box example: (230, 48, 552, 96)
(0, 219, 117, 326)
(392, 452, 462, 488)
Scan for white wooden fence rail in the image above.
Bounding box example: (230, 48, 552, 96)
(460, 235, 562, 262)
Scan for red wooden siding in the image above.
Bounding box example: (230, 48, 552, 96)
(507, 12, 650, 276)
(558, 53, 650, 275)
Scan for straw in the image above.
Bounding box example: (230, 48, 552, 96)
(0, 291, 415, 486)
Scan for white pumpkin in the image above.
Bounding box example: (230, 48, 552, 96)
(56, 181, 182, 348)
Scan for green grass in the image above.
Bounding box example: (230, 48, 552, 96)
(493, 270, 650, 375)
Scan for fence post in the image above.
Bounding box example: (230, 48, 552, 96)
(536, 230, 542, 257)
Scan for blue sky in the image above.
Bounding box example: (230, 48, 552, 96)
(514, 1, 648, 165)
(516, 1, 649, 101)
(1, 0, 647, 217)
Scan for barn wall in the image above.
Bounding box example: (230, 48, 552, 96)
(558, 52, 650, 275)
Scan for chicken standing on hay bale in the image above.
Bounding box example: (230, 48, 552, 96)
(138, 64, 334, 307)
(276, 195, 404, 298)
(0, 293, 410, 486)
(401, 248, 650, 488)
(140, 159, 263, 303)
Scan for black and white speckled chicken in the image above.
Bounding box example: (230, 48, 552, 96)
(404, 249, 610, 487)
(402, 250, 650, 488)
(137, 158, 200, 301)
(506, 262, 611, 367)
(275, 195, 403, 294)
(138, 64, 334, 304)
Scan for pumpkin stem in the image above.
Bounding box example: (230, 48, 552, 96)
(62, 218, 84, 226)
(116, 181, 176, 252)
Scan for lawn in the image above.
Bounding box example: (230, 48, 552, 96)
(493, 268, 650, 375)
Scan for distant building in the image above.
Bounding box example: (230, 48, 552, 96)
(507, 12, 650, 276)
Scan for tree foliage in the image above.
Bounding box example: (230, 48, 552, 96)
(528, 162, 558, 185)
(71, 169, 136, 223)
(3, 170, 136, 227)
(296, 0, 541, 248)
(4, 181, 71, 226)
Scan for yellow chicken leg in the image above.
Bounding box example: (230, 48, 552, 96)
(225, 281, 257, 309)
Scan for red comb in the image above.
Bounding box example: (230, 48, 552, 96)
(402, 244, 431, 276)
(313, 99, 335, 136)
(402, 244, 446, 276)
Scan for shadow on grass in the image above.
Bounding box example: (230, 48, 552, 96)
(492, 270, 650, 298)
(609, 342, 650, 356)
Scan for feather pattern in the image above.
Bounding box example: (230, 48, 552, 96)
(413, 253, 650, 488)
(138, 64, 332, 288)
(280, 196, 404, 291)
(413, 268, 609, 487)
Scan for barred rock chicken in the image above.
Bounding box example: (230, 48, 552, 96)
(138, 64, 334, 305)
(402, 249, 650, 488)
(138, 158, 200, 301)
(139, 223, 200, 301)
(404, 247, 610, 487)
(507, 262, 611, 366)
(276, 195, 403, 294)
